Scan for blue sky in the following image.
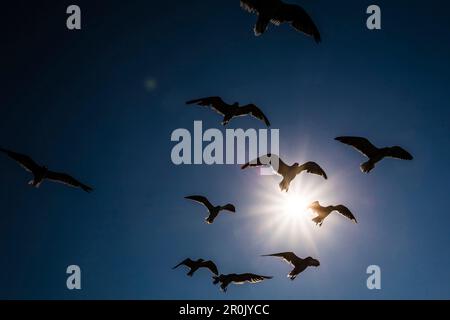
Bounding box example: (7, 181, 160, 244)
(0, 0, 449, 299)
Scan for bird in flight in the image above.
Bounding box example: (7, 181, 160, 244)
(262, 252, 319, 280)
(173, 258, 219, 277)
(212, 273, 272, 292)
(335, 136, 413, 173)
(185, 195, 236, 224)
(241, 154, 327, 192)
(308, 201, 357, 226)
(186, 96, 270, 126)
(240, 0, 321, 42)
(0, 148, 93, 193)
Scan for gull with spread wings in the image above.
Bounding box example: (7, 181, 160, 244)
(173, 258, 219, 277)
(212, 273, 273, 292)
(241, 154, 327, 192)
(240, 0, 321, 42)
(335, 136, 413, 173)
(0, 148, 93, 193)
(185, 195, 236, 224)
(186, 96, 270, 126)
(308, 201, 357, 226)
(262, 252, 319, 280)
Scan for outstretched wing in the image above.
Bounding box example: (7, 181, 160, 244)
(241, 154, 289, 175)
(186, 96, 230, 116)
(272, 3, 321, 42)
(221, 204, 236, 213)
(232, 273, 273, 284)
(173, 258, 193, 270)
(201, 260, 219, 275)
(0, 148, 40, 173)
(333, 205, 357, 223)
(240, 0, 263, 14)
(46, 171, 93, 193)
(335, 136, 379, 158)
(237, 104, 271, 126)
(262, 252, 298, 266)
(298, 162, 327, 179)
(382, 146, 413, 160)
(185, 195, 214, 211)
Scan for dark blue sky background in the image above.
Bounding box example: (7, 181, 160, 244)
(0, 0, 449, 299)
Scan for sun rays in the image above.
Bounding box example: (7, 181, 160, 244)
(242, 164, 345, 256)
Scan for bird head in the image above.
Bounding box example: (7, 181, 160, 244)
(305, 257, 320, 267)
(293, 162, 299, 167)
(233, 102, 239, 107)
(197, 258, 205, 263)
(308, 201, 320, 209)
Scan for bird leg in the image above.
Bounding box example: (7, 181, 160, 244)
(312, 216, 323, 227)
(279, 179, 290, 192)
(360, 160, 375, 173)
(221, 115, 233, 126)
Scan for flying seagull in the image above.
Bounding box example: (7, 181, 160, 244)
(240, 0, 321, 42)
(173, 258, 219, 277)
(335, 136, 413, 173)
(186, 96, 270, 126)
(241, 154, 327, 192)
(212, 273, 272, 292)
(185, 195, 236, 224)
(0, 148, 93, 193)
(262, 252, 319, 280)
(308, 201, 357, 226)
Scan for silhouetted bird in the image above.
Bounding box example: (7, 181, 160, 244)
(241, 154, 327, 192)
(173, 258, 219, 276)
(186, 96, 270, 126)
(262, 252, 319, 280)
(0, 148, 93, 193)
(212, 273, 272, 292)
(240, 0, 321, 42)
(185, 195, 236, 224)
(308, 201, 357, 226)
(335, 136, 413, 173)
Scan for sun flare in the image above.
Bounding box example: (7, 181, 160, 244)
(282, 192, 310, 219)
(242, 164, 345, 255)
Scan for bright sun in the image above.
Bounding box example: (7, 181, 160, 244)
(282, 192, 310, 219)
(242, 164, 342, 254)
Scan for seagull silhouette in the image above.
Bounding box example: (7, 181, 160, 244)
(240, 0, 321, 42)
(335, 136, 413, 173)
(173, 258, 219, 276)
(212, 273, 272, 292)
(0, 148, 93, 193)
(262, 252, 319, 280)
(308, 201, 357, 226)
(186, 96, 270, 126)
(185, 195, 236, 224)
(241, 154, 327, 192)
